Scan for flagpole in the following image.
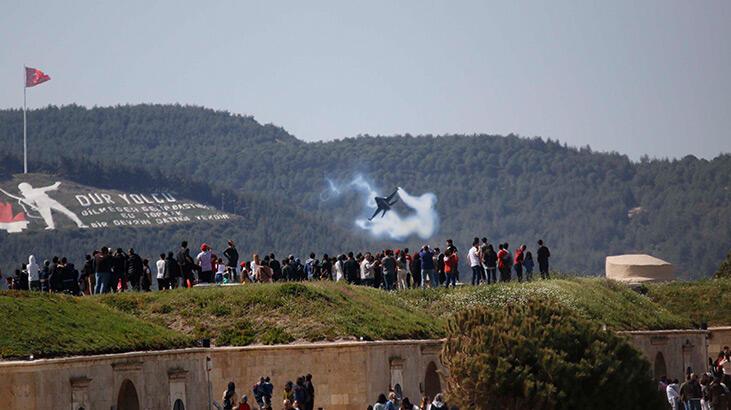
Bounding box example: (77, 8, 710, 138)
(23, 66, 28, 174)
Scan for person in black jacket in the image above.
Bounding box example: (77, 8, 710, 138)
(127, 248, 144, 291)
(304, 373, 315, 410)
(483, 244, 497, 284)
(164, 252, 180, 286)
(343, 252, 360, 285)
(112, 248, 128, 292)
(40, 260, 50, 292)
(48, 256, 62, 292)
(537, 239, 551, 280)
(222, 240, 239, 282)
(94, 247, 114, 294)
(176, 241, 194, 288)
(81, 254, 95, 295)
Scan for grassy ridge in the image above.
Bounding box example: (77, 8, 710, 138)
(1, 278, 720, 359)
(0, 291, 193, 359)
(646, 279, 731, 327)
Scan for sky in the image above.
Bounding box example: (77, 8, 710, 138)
(1, 1, 730, 160)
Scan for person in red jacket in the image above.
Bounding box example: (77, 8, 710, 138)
(443, 248, 459, 288)
(497, 243, 511, 282)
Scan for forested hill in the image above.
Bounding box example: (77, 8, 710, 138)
(0, 104, 729, 277)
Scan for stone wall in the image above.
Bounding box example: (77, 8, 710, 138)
(0, 331, 717, 410)
(0, 340, 443, 410)
(620, 329, 708, 381)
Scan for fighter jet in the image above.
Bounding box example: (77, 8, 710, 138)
(368, 188, 399, 221)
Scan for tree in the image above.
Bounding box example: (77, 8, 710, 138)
(441, 300, 665, 410)
(716, 251, 731, 279)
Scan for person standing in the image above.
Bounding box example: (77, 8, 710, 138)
(196, 243, 213, 284)
(127, 248, 143, 291)
(523, 251, 535, 281)
(537, 239, 551, 279)
(320, 254, 332, 280)
(360, 253, 377, 287)
(666, 379, 681, 410)
(223, 241, 240, 282)
(94, 247, 113, 294)
(156, 253, 167, 290)
(419, 245, 436, 288)
(222, 382, 237, 410)
(480, 238, 489, 282)
(444, 248, 459, 288)
(514, 245, 525, 283)
(483, 244, 497, 284)
(176, 241, 194, 288)
(468, 238, 483, 286)
(82, 254, 95, 295)
(304, 374, 315, 410)
(679, 373, 702, 410)
(344, 252, 360, 285)
(27, 255, 40, 291)
(141, 258, 152, 291)
(164, 252, 180, 289)
(396, 250, 408, 290)
(382, 250, 397, 291)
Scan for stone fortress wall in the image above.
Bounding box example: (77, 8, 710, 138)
(0, 330, 728, 410)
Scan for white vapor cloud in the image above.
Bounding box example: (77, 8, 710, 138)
(322, 175, 439, 241)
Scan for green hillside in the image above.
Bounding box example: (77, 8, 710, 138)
(1, 104, 729, 277)
(646, 278, 731, 327)
(1, 278, 704, 359)
(0, 290, 192, 359)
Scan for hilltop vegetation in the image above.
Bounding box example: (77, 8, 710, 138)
(0, 290, 192, 358)
(0, 104, 729, 276)
(1, 277, 711, 359)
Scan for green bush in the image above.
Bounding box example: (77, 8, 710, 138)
(715, 251, 731, 278)
(442, 299, 665, 410)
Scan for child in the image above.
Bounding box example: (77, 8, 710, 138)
(524, 251, 535, 281)
(215, 258, 226, 284)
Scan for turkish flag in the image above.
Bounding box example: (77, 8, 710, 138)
(25, 67, 50, 88)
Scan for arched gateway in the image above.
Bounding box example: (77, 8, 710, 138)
(117, 379, 140, 410)
(424, 361, 442, 399)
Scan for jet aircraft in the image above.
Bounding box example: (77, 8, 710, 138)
(368, 188, 399, 221)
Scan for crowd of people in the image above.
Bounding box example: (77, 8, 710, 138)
(662, 345, 731, 410)
(0, 237, 552, 294)
(216, 374, 454, 410)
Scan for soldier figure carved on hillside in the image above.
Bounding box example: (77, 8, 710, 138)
(0, 182, 87, 230)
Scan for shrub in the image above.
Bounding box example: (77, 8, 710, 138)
(442, 299, 665, 410)
(715, 251, 731, 278)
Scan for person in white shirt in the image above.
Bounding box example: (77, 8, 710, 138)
(156, 253, 167, 290)
(196, 243, 213, 283)
(27, 255, 40, 291)
(215, 260, 227, 284)
(360, 253, 377, 287)
(666, 379, 681, 410)
(468, 238, 483, 285)
(334, 255, 345, 282)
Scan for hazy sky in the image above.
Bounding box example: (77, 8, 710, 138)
(2, 1, 729, 159)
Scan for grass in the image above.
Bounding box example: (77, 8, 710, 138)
(3, 277, 726, 359)
(645, 278, 731, 327)
(0, 290, 193, 359)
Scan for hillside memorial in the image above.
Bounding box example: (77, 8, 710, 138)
(0, 178, 230, 233)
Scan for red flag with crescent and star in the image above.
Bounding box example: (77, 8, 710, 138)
(25, 67, 50, 88)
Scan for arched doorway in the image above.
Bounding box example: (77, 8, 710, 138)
(654, 352, 668, 381)
(424, 361, 442, 399)
(117, 379, 140, 410)
(173, 399, 185, 410)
